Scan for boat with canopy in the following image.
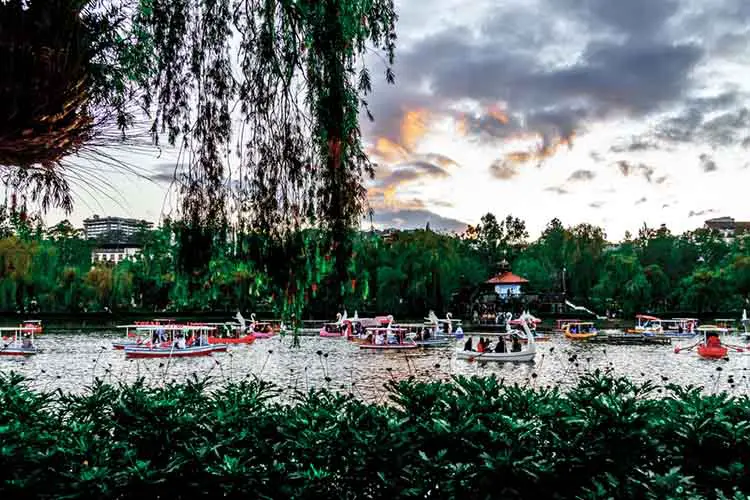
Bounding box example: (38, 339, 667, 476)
(563, 321, 598, 340)
(359, 318, 418, 350)
(456, 312, 537, 362)
(674, 325, 747, 359)
(628, 315, 663, 335)
(124, 325, 227, 358)
(0, 324, 39, 356)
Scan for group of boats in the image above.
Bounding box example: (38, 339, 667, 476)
(112, 313, 282, 358)
(2, 309, 748, 363)
(556, 312, 750, 360)
(317, 310, 546, 362)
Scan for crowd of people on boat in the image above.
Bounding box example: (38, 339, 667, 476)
(463, 335, 522, 353)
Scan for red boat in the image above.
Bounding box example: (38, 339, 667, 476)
(697, 344, 728, 359)
(207, 335, 255, 345)
(675, 325, 740, 359)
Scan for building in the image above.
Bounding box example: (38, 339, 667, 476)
(704, 216, 750, 240)
(91, 244, 143, 265)
(485, 269, 529, 298)
(84, 215, 154, 266)
(83, 215, 153, 241)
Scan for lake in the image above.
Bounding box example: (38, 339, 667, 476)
(2, 331, 750, 399)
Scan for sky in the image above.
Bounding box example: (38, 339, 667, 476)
(48, 0, 750, 240)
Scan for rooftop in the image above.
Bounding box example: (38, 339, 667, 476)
(485, 271, 529, 285)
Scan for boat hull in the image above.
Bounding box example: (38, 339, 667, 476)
(697, 345, 728, 359)
(124, 345, 220, 358)
(565, 332, 597, 340)
(415, 338, 452, 347)
(359, 343, 418, 350)
(456, 349, 536, 362)
(320, 332, 345, 338)
(520, 335, 550, 343)
(112, 341, 145, 350)
(252, 332, 275, 339)
(0, 348, 37, 356)
(207, 335, 255, 345)
(644, 331, 696, 339)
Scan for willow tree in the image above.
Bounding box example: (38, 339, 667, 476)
(0, 0, 152, 213)
(135, 0, 398, 312)
(2, 0, 397, 316)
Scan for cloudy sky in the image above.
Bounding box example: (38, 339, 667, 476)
(49, 0, 750, 240)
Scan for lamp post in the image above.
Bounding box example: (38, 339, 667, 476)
(562, 267, 567, 297)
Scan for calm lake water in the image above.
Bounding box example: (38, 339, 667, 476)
(3, 331, 750, 400)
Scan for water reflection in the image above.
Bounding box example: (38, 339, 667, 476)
(2, 331, 750, 399)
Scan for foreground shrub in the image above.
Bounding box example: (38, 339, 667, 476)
(0, 370, 748, 499)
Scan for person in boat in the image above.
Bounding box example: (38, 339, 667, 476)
(375, 331, 385, 345)
(387, 332, 399, 345)
(494, 337, 506, 353)
(173, 333, 186, 349)
(22, 333, 33, 349)
(511, 335, 522, 352)
(706, 332, 721, 347)
(463, 337, 472, 351)
(477, 338, 485, 353)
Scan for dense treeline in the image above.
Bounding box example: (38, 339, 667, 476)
(1, 371, 749, 498)
(0, 209, 748, 318)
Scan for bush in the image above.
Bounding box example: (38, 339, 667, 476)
(1, 371, 749, 499)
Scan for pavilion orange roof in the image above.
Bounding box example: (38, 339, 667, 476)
(485, 272, 528, 284)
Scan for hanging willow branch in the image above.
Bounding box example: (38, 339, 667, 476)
(0, 0, 155, 214)
(136, 0, 397, 289)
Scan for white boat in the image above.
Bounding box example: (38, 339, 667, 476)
(456, 312, 537, 362)
(0, 325, 39, 356)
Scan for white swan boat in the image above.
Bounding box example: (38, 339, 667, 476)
(456, 312, 537, 362)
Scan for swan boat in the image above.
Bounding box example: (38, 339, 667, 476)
(0, 325, 39, 356)
(359, 319, 418, 350)
(456, 312, 537, 362)
(507, 313, 548, 342)
(320, 312, 352, 337)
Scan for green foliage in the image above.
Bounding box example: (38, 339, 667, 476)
(1, 211, 749, 317)
(1, 371, 749, 498)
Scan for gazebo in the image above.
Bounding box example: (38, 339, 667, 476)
(484, 258, 528, 299)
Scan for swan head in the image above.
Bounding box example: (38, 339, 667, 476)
(446, 312, 452, 320)
(387, 314, 394, 322)
(250, 313, 256, 321)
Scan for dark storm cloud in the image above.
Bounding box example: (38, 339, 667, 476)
(362, 0, 750, 170)
(653, 93, 748, 146)
(568, 170, 596, 182)
(699, 154, 718, 172)
(364, 0, 706, 156)
(555, 0, 681, 39)
(367, 208, 468, 233)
